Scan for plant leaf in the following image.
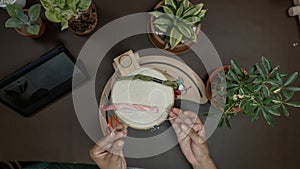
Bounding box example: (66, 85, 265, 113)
(26, 25, 40, 35)
(177, 22, 192, 38)
(29, 4, 41, 22)
(251, 108, 260, 122)
(150, 11, 165, 18)
(256, 63, 265, 79)
(262, 109, 274, 127)
(184, 16, 201, 25)
(16, 10, 28, 23)
(231, 60, 243, 76)
(164, 0, 177, 10)
(284, 72, 298, 86)
(218, 117, 224, 127)
(161, 5, 175, 16)
(6, 4, 23, 18)
(282, 104, 289, 117)
(169, 27, 182, 49)
(265, 107, 280, 116)
(262, 56, 272, 73)
(61, 19, 69, 30)
(154, 24, 168, 32)
(5, 18, 25, 28)
(225, 117, 232, 128)
(284, 87, 300, 92)
(282, 89, 294, 101)
(176, 3, 184, 17)
(182, 3, 204, 17)
(181, 0, 189, 10)
(40, 0, 53, 11)
(285, 102, 300, 107)
(77, 0, 91, 11)
(153, 17, 172, 25)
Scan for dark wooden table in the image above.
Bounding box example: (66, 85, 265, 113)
(0, 0, 299, 169)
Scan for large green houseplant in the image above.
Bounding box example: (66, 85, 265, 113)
(41, 0, 98, 35)
(206, 57, 300, 128)
(4, 4, 46, 38)
(149, 0, 207, 54)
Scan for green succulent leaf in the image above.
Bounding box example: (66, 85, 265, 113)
(177, 22, 192, 38)
(285, 102, 300, 107)
(164, 0, 177, 10)
(5, 18, 25, 28)
(54, 0, 66, 8)
(26, 25, 40, 35)
(284, 72, 298, 86)
(29, 4, 41, 22)
(184, 16, 201, 25)
(161, 5, 175, 16)
(150, 11, 165, 18)
(6, 4, 23, 18)
(77, 0, 91, 11)
(181, 0, 189, 10)
(153, 17, 172, 25)
(66, 0, 77, 12)
(16, 10, 29, 23)
(262, 109, 274, 127)
(282, 104, 289, 117)
(169, 27, 183, 49)
(154, 24, 168, 32)
(198, 9, 207, 18)
(182, 3, 204, 18)
(176, 4, 184, 17)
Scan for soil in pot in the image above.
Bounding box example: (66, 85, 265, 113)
(68, 3, 98, 35)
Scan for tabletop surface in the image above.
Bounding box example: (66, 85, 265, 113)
(0, 0, 300, 169)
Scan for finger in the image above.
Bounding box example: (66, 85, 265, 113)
(181, 124, 205, 145)
(108, 139, 125, 160)
(172, 119, 188, 141)
(180, 111, 203, 132)
(90, 130, 125, 158)
(171, 108, 182, 115)
(169, 111, 178, 118)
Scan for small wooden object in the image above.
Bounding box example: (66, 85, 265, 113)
(113, 50, 140, 76)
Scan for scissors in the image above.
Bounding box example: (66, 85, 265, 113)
(104, 94, 123, 130)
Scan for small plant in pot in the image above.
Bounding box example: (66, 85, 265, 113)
(149, 0, 207, 54)
(4, 4, 46, 38)
(41, 0, 98, 35)
(206, 57, 300, 128)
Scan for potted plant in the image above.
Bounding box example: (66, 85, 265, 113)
(41, 0, 98, 35)
(0, 0, 25, 8)
(4, 4, 46, 38)
(148, 0, 207, 54)
(206, 57, 300, 128)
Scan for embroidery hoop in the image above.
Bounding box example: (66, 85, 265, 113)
(99, 50, 207, 134)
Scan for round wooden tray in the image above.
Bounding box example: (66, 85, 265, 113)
(99, 55, 207, 134)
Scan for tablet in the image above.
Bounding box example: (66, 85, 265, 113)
(0, 45, 87, 117)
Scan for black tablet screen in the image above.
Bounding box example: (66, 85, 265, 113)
(0, 47, 86, 116)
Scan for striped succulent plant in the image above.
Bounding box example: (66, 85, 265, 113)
(151, 0, 207, 49)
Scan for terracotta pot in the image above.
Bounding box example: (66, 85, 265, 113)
(206, 65, 246, 113)
(68, 3, 98, 35)
(148, 1, 202, 54)
(15, 9, 46, 38)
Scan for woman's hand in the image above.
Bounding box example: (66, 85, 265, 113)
(90, 127, 127, 169)
(169, 108, 217, 169)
